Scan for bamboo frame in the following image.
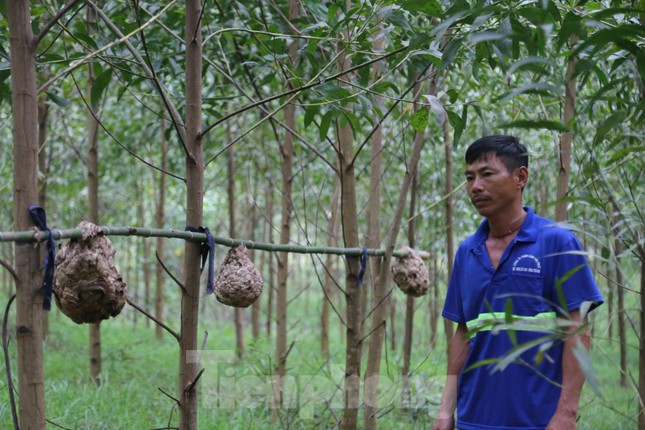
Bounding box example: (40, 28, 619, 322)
(0, 226, 429, 259)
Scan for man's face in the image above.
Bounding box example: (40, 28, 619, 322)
(464, 154, 526, 217)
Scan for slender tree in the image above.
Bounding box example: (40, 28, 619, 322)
(155, 118, 168, 340)
(555, 34, 578, 221)
(362, 21, 386, 425)
(86, 4, 103, 383)
(8, 0, 46, 427)
(335, 3, 364, 427)
(37, 94, 49, 338)
(178, 1, 204, 427)
(226, 110, 245, 359)
(321, 174, 340, 360)
(401, 168, 420, 405)
(273, 0, 299, 410)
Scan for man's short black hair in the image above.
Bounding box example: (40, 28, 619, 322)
(465, 135, 529, 172)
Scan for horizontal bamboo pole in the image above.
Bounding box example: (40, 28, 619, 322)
(0, 226, 429, 259)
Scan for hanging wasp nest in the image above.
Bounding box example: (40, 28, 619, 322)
(214, 243, 263, 308)
(54, 221, 128, 324)
(391, 247, 430, 297)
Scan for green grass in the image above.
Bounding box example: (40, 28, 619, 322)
(0, 290, 640, 429)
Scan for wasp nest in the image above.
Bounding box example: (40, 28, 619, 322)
(54, 221, 128, 324)
(214, 244, 263, 308)
(391, 247, 429, 297)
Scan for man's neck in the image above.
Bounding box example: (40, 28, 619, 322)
(487, 207, 527, 239)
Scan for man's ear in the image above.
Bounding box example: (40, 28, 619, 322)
(515, 166, 529, 189)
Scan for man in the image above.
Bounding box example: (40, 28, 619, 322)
(433, 135, 603, 430)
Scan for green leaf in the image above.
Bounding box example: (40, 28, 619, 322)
(506, 56, 552, 76)
(496, 82, 559, 102)
(605, 145, 645, 166)
(319, 110, 334, 142)
(504, 299, 517, 346)
(498, 119, 569, 133)
(91, 68, 113, 109)
(411, 108, 428, 132)
(594, 111, 626, 145)
(397, 0, 442, 16)
(304, 105, 319, 129)
(45, 91, 71, 107)
(440, 36, 464, 71)
(316, 82, 353, 102)
(555, 265, 585, 313)
(448, 105, 468, 147)
(470, 31, 508, 45)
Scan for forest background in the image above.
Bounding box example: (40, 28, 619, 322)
(0, 0, 643, 429)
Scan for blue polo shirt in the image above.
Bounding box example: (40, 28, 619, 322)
(442, 207, 603, 430)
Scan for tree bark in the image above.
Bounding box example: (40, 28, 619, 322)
(442, 105, 455, 353)
(137, 179, 152, 327)
(178, 1, 204, 428)
(401, 170, 420, 406)
(265, 185, 275, 337)
(155, 118, 168, 340)
(338, 117, 363, 430)
(38, 95, 50, 338)
(638, 246, 645, 430)
(335, 5, 363, 428)
(250, 170, 260, 340)
(273, 0, 298, 408)
(86, 4, 103, 382)
(363, 82, 429, 429)
(614, 239, 626, 387)
(555, 35, 578, 222)
(226, 111, 245, 360)
(8, 0, 46, 427)
(321, 174, 341, 360)
(430, 255, 439, 348)
(362, 23, 387, 427)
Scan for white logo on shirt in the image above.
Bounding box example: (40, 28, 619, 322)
(512, 254, 541, 274)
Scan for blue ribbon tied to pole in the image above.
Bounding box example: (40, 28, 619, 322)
(358, 247, 368, 286)
(28, 204, 56, 311)
(185, 226, 215, 294)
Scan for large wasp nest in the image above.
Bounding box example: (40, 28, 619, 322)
(214, 244, 263, 308)
(391, 247, 430, 297)
(54, 221, 128, 324)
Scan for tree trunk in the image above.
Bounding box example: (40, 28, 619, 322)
(614, 239, 626, 387)
(8, 0, 46, 427)
(155, 118, 168, 340)
(442, 108, 455, 353)
(338, 118, 363, 430)
(363, 81, 429, 429)
(226, 112, 245, 360)
(606, 257, 614, 341)
(137, 179, 152, 327)
(335, 8, 363, 429)
(249, 170, 260, 340)
(362, 23, 387, 426)
(638, 246, 645, 430)
(38, 95, 50, 338)
(178, 1, 204, 428)
(265, 185, 275, 337)
(321, 174, 341, 360)
(273, 0, 298, 408)
(555, 35, 578, 222)
(430, 255, 439, 348)
(401, 170, 420, 406)
(86, 5, 103, 382)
